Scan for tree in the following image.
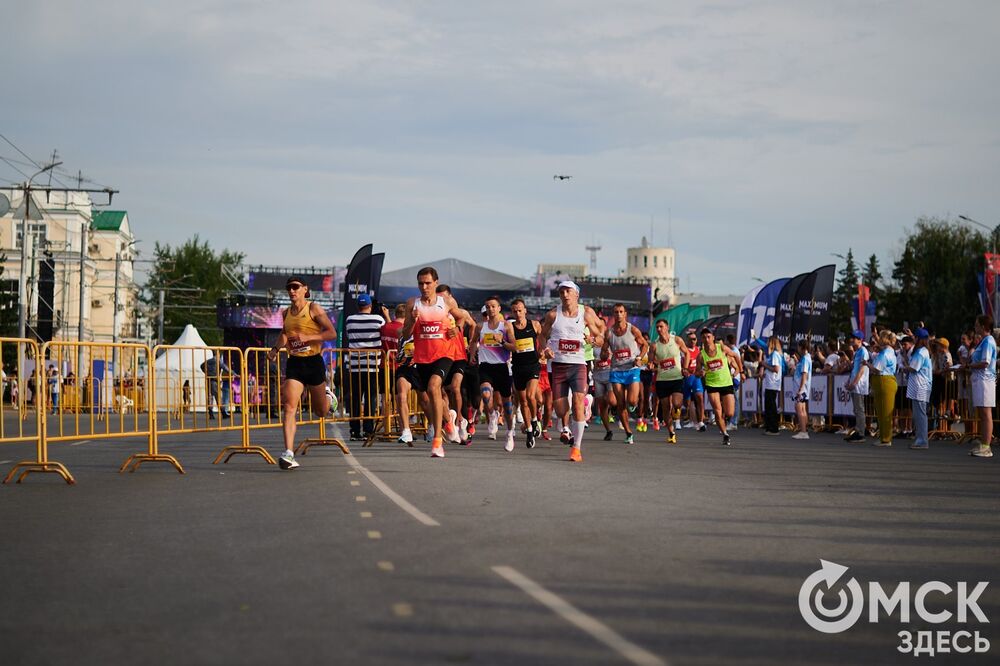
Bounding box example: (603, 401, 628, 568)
(881, 217, 987, 338)
(144, 236, 244, 346)
(831, 248, 860, 336)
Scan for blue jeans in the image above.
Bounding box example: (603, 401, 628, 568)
(911, 399, 928, 447)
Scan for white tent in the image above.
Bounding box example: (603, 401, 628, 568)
(153, 324, 214, 412)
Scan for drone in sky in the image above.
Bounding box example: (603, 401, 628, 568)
(553, 174, 572, 180)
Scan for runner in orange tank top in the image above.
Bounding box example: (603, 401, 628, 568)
(400, 266, 474, 458)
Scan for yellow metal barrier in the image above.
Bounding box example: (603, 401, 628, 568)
(2, 338, 74, 484)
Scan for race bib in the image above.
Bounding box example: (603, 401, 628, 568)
(707, 358, 724, 371)
(660, 358, 676, 370)
(596, 359, 611, 370)
(558, 339, 582, 353)
(419, 323, 444, 340)
(402, 341, 414, 357)
(483, 333, 503, 347)
(613, 348, 632, 362)
(515, 337, 534, 353)
(289, 339, 311, 355)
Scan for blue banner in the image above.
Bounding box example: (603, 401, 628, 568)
(746, 277, 789, 346)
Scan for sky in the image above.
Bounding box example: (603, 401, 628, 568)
(3, 0, 999, 295)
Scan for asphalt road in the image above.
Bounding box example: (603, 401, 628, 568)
(1, 421, 997, 665)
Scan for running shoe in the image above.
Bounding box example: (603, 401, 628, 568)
(652, 419, 660, 431)
(674, 420, 682, 430)
(398, 429, 414, 446)
(637, 418, 647, 433)
(666, 432, 677, 445)
(541, 431, 552, 441)
(682, 421, 694, 429)
(532, 420, 542, 438)
(568, 447, 582, 463)
(722, 433, 731, 446)
(559, 428, 572, 444)
(970, 445, 993, 457)
(468, 423, 476, 437)
(603, 430, 613, 441)
(488, 411, 499, 439)
(873, 441, 892, 447)
(444, 423, 461, 444)
(624, 433, 634, 445)
(791, 432, 809, 440)
(846, 432, 865, 443)
(325, 387, 337, 416)
(526, 430, 535, 449)
(459, 418, 469, 442)
(696, 423, 707, 433)
(505, 431, 515, 452)
(430, 444, 446, 458)
(278, 450, 299, 470)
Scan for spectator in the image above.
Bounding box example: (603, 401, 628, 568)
(200, 355, 232, 419)
(867, 330, 898, 446)
(965, 314, 996, 458)
(344, 294, 387, 440)
(761, 337, 783, 435)
(895, 335, 914, 438)
(903, 328, 933, 450)
(845, 330, 870, 443)
(48, 365, 61, 415)
(791, 340, 812, 440)
(182, 379, 191, 413)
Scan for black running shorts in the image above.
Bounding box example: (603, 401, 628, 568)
(479, 362, 512, 398)
(706, 384, 735, 396)
(415, 358, 452, 391)
(655, 379, 685, 399)
(512, 365, 541, 392)
(285, 354, 327, 387)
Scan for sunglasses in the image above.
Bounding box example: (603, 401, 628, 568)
(286, 284, 304, 292)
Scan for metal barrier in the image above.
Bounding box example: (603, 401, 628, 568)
(2, 338, 74, 484)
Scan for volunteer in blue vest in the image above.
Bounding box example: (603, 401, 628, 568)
(965, 314, 996, 458)
(845, 330, 870, 443)
(760, 337, 784, 435)
(902, 327, 934, 450)
(791, 340, 813, 440)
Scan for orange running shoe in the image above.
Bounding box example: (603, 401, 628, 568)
(568, 447, 582, 463)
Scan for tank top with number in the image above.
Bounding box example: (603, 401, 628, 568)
(701, 343, 734, 388)
(412, 296, 452, 364)
(511, 320, 540, 369)
(283, 301, 323, 357)
(609, 325, 640, 370)
(654, 336, 683, 381)
(478, 318, 510, 365)
(548, 305, 586, 365)
(447, 316, 470, 362)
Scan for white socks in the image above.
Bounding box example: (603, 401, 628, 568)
(571, 420, 586, 450)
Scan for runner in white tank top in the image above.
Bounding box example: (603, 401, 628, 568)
(469, 296, 517, 451)
(538, 280, 607, 462)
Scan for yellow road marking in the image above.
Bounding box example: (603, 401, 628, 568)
(392, 603, 413, 618)
(356, 496, 366, 502)
(360, 511, 373, 518)
(377, 561, 395, 572)
(367, 530, 382, 540)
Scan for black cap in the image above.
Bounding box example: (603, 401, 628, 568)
(285, 276, 307, 287)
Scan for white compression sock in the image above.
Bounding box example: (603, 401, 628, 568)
(571, 420, 586, 450)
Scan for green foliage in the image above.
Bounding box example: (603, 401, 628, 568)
(144, 236, 244, 346)
(882, 217, 987, 338)
(830, 248, 859, 336)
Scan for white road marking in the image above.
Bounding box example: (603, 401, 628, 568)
(355, 496, 367, 502)
(377, 561, 395, 572)
(492, 565, 667, 666)
(350, 480, 360, 486)
(0, 459, 11, 465)
(359, 511, 373, 519)
(344, 454, 440, 527)
(68, 440, 92, 447)
(367, 530, 382, 540)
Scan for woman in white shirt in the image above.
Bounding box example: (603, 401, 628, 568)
(965, 315, 996, 458)
(760, 337, 783, 435)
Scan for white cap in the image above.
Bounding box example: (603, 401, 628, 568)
(557, 280, 580, 293)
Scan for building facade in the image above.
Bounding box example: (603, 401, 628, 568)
(625, 236, 678, 305)
(0, 188, 138, 345)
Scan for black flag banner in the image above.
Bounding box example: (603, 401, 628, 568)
(772, 271, 809, 348)
(790, 264, 836, 345)
(342, 244, 374, 320)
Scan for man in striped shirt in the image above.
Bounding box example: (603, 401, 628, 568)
(345, 294, 387, 440)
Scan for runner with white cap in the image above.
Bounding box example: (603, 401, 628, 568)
(538, 281, 606, 462)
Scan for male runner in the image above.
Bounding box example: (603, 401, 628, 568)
(269, 276, 338, 470)
(470, 296, 517, 452)
(592, 339, 616, 440)
(683, 331, 706, 431)
(696, 328, 743, 446)
(399, 267, 472, 458)
(538, 281, 606, 462)
(436, 284, 475, 443)
(504, 298, 542, 448)
(649, 318, 690, 444)
(605, 303, 649, 445)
